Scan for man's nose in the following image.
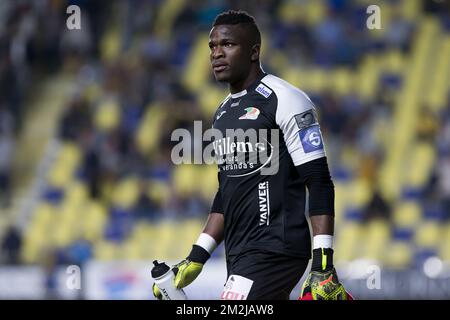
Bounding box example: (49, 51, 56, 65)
(211, 46, 224, 59)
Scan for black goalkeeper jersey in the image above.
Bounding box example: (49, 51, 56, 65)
(210, 73, 327, 261)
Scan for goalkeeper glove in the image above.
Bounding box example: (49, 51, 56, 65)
(299, 248, 353, 300)
(152, 244, 210, 300)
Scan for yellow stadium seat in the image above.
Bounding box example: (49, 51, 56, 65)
(153, 0, 185, 39)
(119, 239, 142, 261)
(304, 0, 326, 26)
(400, 0, 422, 21)
(94, 241, 119, 261)
(182, 34, 210, 93)
(383, 241, 413, 269)
(414, 221, 442, 249)
(32, 202, 55, 228)
(307, 69, 328, 93)
(357, 56, 379, 100)
(277, 0, 304, 24)
(148, 179, 171, 205)
(100, 27, 121, 62)
(363, 219, 391, 261)
(198, 85, 229, 116)
(346, 178, 373, 209)
(383, 50, 404, 74)
(404, 142, 436, 188)
(47, 164, 73, 189)
(81, 201, 108, 242)
(22, 217, 58, 264)
(153, 221, 181, 260)
(46, 143, 82, 188)
(267, 51, 289, 76)
(178, 219, 204, 247)
(339, 146, 360, 174)
(332, 68, 353, 96)
(84, 83, 101, 105)
(135, 103, 164, 155)
(333, 182, 346, 225)
(282, 68, 303, 90)
(94, 99, 120, 132)
(52, 222, 76, 248)
(59, 142, 82, 167)
(111, 177, 140, 209)
(129, 222, 148, 242)
(65, 181, 88, 205)
(196, 165, 219, 202)
(438, 223, 450, 261)
(334, 222, 364, 262)
(137, 223, 159, 260)
(425, 36, 450, 111)
(392, 201, 422, 229)
(21, 241, 41, 264)
(172, 165, 197, 197)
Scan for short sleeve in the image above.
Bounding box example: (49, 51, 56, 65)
(273, 85, 326, 166)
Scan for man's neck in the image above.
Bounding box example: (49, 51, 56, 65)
(229, 67, 264, 94)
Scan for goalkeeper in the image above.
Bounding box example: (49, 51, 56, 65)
(153, 10, 351, 300)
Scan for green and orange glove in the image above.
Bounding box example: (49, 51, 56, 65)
(299, 248, 353, 300)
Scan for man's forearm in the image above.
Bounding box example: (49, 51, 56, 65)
(310, 214, 334, 236)
(185, 213, 224, 264)
(202, 212, 225, 244)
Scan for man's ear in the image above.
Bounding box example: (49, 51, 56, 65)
(251, 44, 260, 62)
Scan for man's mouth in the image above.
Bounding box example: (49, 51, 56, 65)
(213, 64, 228, 72)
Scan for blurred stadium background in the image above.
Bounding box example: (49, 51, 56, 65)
(0, 0, 449, 299)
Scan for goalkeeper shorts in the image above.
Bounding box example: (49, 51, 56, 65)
(225, 249, 309, 300)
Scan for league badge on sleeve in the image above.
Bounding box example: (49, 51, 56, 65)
(299, 125, 324, 153)
(294, 109, 318, 130)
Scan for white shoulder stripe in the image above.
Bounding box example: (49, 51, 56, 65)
(262, 74, 326, 165)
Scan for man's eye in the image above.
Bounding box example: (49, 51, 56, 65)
(225, 43, 233, 47)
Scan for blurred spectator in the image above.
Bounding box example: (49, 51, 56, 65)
(133, 181, 160, 221)
(79, 128, 101, 199)
(363, 189, 391, 222)
(0, 107, 14, 208)
(416, 108, 439, 142)
(1, 226, 22, 265)
(59, 94, 91, 142)
(66, 238, 93, 266)
(437, 154, 450, 221)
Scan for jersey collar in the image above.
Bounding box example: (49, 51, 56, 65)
(229, 72, 267, 99)
(230, 90, 247, 99)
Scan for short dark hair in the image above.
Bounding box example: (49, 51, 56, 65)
(213, 10, 261, 45)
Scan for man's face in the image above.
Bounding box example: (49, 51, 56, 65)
(209, 24, 254, 84)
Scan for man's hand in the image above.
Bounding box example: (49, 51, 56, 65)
(172, 259, 204, 288)
(299, 267, 352, 300)
(299, 248, 353, 300)
(152, 243, 211, 300)
(152, 283, 162, 300)
(152, 259, 204, 300)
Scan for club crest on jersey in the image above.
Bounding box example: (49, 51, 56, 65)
(239, 107, 260, 120)
(255, 83, 272, 98)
